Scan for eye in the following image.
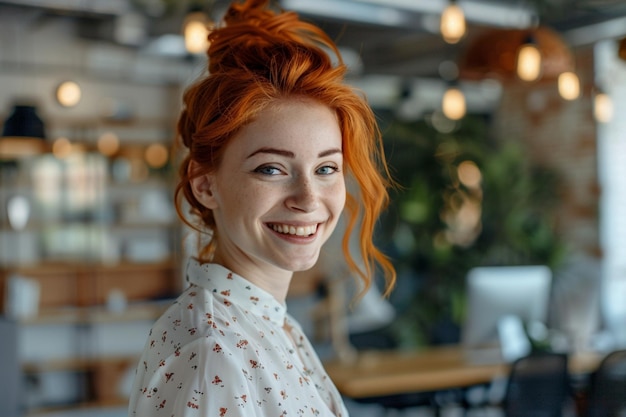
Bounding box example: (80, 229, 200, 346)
(316, 164, 340, 176)
(254, 165, 283, 176)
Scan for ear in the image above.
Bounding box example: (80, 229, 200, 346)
(189, 160, 219, 209)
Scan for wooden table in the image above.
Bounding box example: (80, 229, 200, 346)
(324, 345, 602, 399)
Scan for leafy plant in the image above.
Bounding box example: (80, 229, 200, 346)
(375, 112, 566, 348)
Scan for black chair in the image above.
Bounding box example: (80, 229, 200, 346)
(585, 349, 626, 417)
(502, 352, 570, 417)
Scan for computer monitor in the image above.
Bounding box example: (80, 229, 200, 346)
(461, 265, 552, 351)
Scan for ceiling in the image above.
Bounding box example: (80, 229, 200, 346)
(278, 0, 626, 78)
(2, 0, 626, 80)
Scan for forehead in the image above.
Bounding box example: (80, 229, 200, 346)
(232, 98, 342, 150)
(256, 97, 337, 127)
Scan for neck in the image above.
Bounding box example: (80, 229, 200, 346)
(211, 252, 293, 304)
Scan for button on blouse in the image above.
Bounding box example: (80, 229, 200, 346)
(129, 259, 349, 416)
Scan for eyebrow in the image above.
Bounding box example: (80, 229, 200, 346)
(247, 147, 342, 159)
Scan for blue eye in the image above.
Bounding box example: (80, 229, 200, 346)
(254, 165, 282, 175)
(317, 165, 340, 175)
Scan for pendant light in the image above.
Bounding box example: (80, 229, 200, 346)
(558, 71, 580, 101)
(442, 85, 466, 120)
(459, 27, 573, 83)
(1, 101, 47, 158)
(594, 92, 613, 123)
(55, 81, 82, 107)
(2, 103, 45, 140)
(183, 9, 212, 54)
(517, 35, 542, 82)
(440, 0, 466, 44)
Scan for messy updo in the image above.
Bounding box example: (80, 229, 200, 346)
(175, 0, 395, 295)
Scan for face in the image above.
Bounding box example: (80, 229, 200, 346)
(193, 97, 346, 281)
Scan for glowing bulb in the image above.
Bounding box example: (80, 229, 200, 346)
(440, 4, 466, 44)
(97, 132, 120, 157)
(56, 81, 81, 107)
(457, 160, 482, 188)
(184, 12, 211, 54)
(558, 71, 580, 100)
(442, 87, 466, 120)
(144, 143, 169, 168)
(517, 43, 542, 81)
(594, 93, 613, 123)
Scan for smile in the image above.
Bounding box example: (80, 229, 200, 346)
(269, 223, 318, 237)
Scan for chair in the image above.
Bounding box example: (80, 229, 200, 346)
(502, 352, 570, 417)
(584, 349, 626, 417)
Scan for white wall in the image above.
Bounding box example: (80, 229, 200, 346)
(596, 39, 626, 346)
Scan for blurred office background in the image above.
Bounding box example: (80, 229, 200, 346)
(1, 0, 626, 416)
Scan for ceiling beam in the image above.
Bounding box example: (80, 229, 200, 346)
(0, 0, 128, 16)
(563, 16, 626, 46)
(346, 0, 537, 28)
(281, 0, 415, 27)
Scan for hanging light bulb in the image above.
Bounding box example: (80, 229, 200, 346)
(440, 1, 466, 44)
(517, 36, 542, 82)
(442, 86, 466, 120)
(183, 11, 211, 54)
(558, 71, 580, 100)
(594, 93, 613, 123)
(55, 81, 82, 107)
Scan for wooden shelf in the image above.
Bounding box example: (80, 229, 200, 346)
(0, 137, 49, 159)
(22, 355, 136, 414)
(0, 122, 180, 413)
(22, 355, 138, 374)
(20, 299, 173, 325)
(0, 260, 181, 310)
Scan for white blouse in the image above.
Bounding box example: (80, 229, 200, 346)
(129, 259, 349, 417)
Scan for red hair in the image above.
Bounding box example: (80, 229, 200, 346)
(175, 0, 396, 296)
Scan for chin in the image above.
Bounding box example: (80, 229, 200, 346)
(284, 256, 320, 273)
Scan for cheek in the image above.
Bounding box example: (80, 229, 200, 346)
(228, 184, 274, 217)
(329, 180, 347, 212)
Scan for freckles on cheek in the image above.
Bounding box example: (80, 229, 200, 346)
(235, 186, 267, 207)
(332, 183, 347, 209)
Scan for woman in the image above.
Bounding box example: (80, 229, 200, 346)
(129, 0, 395, 415)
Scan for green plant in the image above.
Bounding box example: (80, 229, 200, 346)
(376, 113, 566, 348)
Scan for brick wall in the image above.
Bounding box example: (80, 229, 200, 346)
(491, 46, 600, 257)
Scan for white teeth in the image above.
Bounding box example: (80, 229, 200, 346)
(271, 224, 317, 236)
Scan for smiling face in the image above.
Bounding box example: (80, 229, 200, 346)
(191, 97, 346, 293)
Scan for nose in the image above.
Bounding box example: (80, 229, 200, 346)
(285, 176, 320, 213)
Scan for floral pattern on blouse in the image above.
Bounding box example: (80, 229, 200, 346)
(128, 259, 348, 417)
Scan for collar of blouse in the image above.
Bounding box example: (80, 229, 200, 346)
(185, 258, 287, 326)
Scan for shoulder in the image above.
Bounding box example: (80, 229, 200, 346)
(140, 283, 270, 372)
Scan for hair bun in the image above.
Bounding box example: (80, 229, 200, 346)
(207, 0, 340, 74)
(222, 0, 273, 26)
